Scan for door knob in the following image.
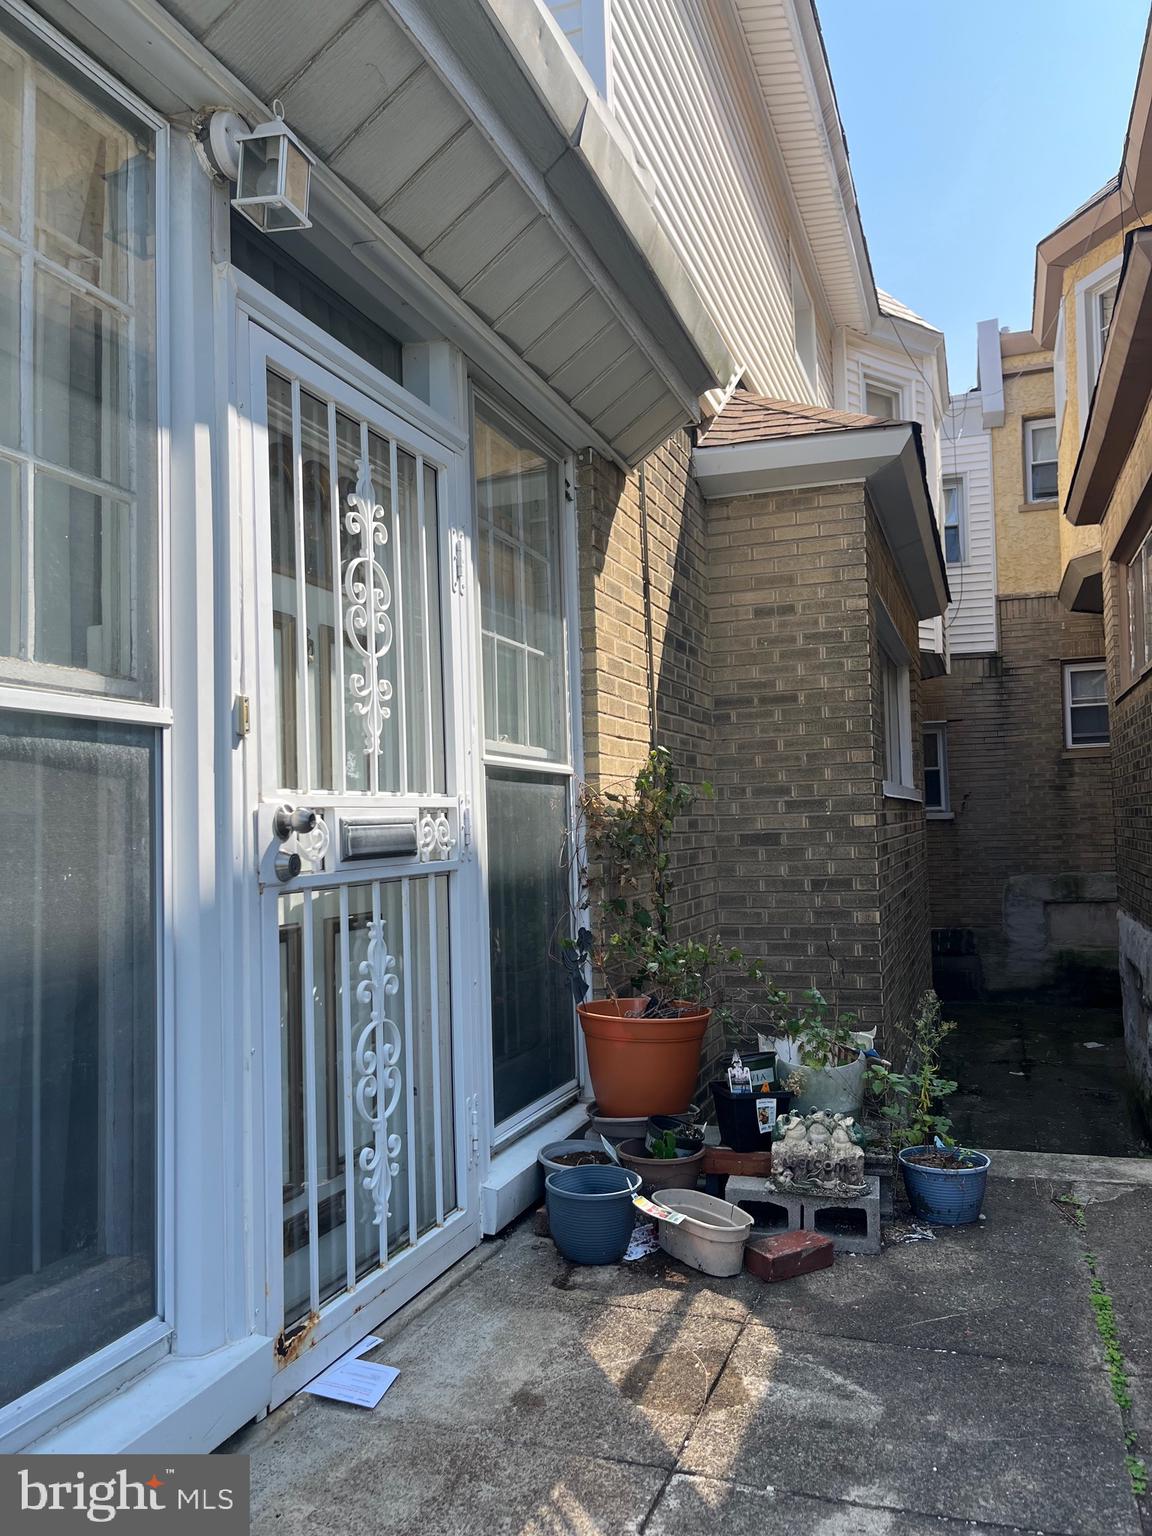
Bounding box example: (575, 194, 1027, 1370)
(274, 804, 318, 839)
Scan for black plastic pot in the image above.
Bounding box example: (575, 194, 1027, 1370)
(709, 1080, 794, 1152)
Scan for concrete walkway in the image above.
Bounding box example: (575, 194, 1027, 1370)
(230, 1158, 1152, 1535)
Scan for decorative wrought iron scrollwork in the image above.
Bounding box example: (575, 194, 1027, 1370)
(344, 460, 394, 758)
(418, 810, 455, 862)
(353, 917, 402, 1226)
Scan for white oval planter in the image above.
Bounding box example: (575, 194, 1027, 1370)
(652, 1189, 753, 1277)
(775, 1047, 867, 1115)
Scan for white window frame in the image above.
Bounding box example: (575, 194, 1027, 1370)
(1076, 253, 1123, 432)
(942, 475, 965, 566)
(876, 600, 918, 800)
(1062, 661, 1110, 749)
(1024, 416, 1058, 505)
(0, 0, 173, 1452)
(470, 389, 585, 1151)
(864, 378, 903, 421)
(791, 260, 818, 393)
(923, 722, 950, 816)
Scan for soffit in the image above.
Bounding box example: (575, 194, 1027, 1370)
(148, 0, 733, 464)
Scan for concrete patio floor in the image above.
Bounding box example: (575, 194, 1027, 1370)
(229, 1153, 1152, 1535)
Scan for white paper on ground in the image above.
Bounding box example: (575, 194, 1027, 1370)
(303, 1335, 399, 1408)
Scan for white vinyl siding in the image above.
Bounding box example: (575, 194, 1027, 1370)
(605, 0, 833, 404)
(939, 392, 996, 654)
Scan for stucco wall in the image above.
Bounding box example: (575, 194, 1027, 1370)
(991, 353, 1060, 596)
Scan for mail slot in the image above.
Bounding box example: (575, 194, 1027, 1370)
(341, 819, 419, 861)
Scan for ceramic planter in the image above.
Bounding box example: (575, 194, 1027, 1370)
(651, 1189, 753, 1277)
(616, 1137, 704, 1196)
(577, 999, 711, 1118)
(898, 1146, 990, 1225)
(544, 1164, 642, 1264)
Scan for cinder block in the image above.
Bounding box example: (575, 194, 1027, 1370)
(802, 1175, 881, 1256)
(726, 1176, 802, 1235)
(745, 1230, 835, 1282)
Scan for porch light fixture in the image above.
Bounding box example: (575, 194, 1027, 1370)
(232, 100, 315, 233)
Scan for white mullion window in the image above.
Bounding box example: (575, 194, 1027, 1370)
(942, 476, 964, 565)
(1126, 528, 1152, 683)
(0, 6, 164, 1428)
(1063, 661, 1110, 748)
(474, 396, 579, 1135)
(877, 600, 916, 799)
(923, 723, 949, 814)
(0, 24, 156, 702)
(1025, 418, 1058, 504)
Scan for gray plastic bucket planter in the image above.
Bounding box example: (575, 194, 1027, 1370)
(538, 1139, 613, 1176)
(898, 1146, 990, 1225)
(545, 1164, 643, 1264)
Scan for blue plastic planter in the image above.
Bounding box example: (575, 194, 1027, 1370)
(545, 1165, 642, 1264)
(898, 1146, 990, 1225)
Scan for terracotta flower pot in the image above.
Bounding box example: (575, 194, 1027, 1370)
(577, 998, 711, 1118)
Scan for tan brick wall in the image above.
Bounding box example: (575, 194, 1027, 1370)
(866, 501, 933, 1035)
(923, 596, 1115, 995)
(576, 450, 935, 1072)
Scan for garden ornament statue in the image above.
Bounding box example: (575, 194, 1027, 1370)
(773, 1110, 866, 1194)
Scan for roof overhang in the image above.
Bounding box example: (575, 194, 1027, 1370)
(1066, 229, 1152, 527)
(1058, 551, 1104, 614)
(692, 422, 950, 619)
(729, 0, 875, 332)
(59, 0, 734, 468)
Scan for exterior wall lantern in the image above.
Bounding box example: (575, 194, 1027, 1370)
(231, 100, 315, 232)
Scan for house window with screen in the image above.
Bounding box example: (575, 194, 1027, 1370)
(1126, 527, 1152, 681)
(877, 603, 914, 795)
(1025, 418, 1058, 503)
(942, 477, 964, 565)
(865, 381, 901, 420)
(1089, 279, 1118, 382)
(923, 724, 949, 812)
(1062, 662, 1109, 747)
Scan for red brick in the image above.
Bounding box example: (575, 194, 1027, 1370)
(744, 1230, 834, 1282)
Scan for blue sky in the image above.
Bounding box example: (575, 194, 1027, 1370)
(818, 0, 1150, 390)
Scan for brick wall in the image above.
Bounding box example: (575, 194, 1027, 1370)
(577, 450, 935, 1072)
(707, 481, 929, 1049)
(867, 503, 933, 1034)
(922, 595, 1116, 997)
(575, 434, 719, 1056)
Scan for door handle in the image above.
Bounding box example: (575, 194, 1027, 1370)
(274, 804, 318, 840)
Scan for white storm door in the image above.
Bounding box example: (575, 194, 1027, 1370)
(244, 322, 479, 1404)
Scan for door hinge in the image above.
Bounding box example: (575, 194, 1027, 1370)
(450, 529, 465, 595)
(468, 1096, 480, 1169)
(459, 794, 472, 849)
(233, 694, 251, 741)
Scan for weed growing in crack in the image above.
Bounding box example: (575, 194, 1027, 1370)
(1056, 1193, 1146, 1498)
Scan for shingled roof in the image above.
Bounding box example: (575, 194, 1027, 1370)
(697, 392, 893, 448)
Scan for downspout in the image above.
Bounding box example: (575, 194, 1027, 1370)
(638, 458, 658, 751)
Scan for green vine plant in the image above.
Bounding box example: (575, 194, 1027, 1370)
(556, 747, 783, 1026)
(865, 990, 959, 1151)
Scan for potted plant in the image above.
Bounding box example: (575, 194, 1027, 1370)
(774, 989, 870, 1115)
(559, 748, 770, 1118)
(868, 991, 989, 1225)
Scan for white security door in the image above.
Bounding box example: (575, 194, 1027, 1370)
(242, 322, 479, 1403)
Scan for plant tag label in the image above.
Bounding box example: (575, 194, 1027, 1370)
(755, 1097, 777, 1135)
(727, 1064, 752, 1094)
(633, 1194, 686, 1224)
